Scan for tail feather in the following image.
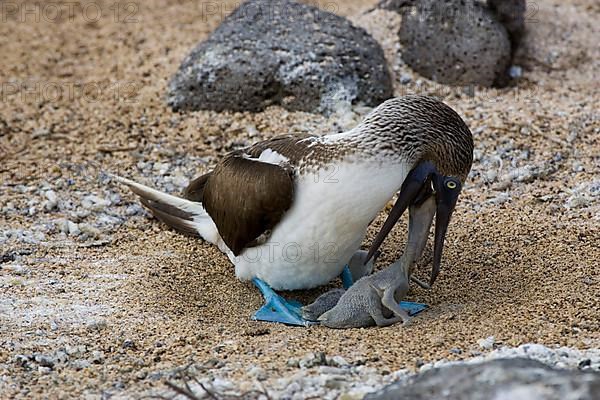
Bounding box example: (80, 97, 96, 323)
(111, 174, 220, 244)
(139, 198, 200, 237)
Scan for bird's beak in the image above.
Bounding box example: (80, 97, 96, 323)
(366, 162, 462, 286)
(372, 250, 382, 262)
(365, 162, 436, 262)
(430, 174, 462, 285)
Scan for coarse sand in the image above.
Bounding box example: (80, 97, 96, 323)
(0, 0, 599, 398)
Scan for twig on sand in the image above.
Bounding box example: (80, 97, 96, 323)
(97, 143, 138, 153)
(162, 378, 271, 400)
(164, 381, 204, 400)
(189, 377, 219, 400)
(154, 362, 272, 400)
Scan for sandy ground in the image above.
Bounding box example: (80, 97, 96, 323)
(1, 0, 599, 398)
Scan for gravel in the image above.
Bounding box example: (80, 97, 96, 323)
(149, 344, 600, 399)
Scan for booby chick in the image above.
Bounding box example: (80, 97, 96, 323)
(317, 255, 413, 328)
(304, 196, 438, 328)
(113, 95, 473, 327)
(301, 249, 379, 322)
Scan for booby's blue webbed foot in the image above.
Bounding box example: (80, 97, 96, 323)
(399, 301, 428, 316)
(252, 250, 378, 326)
(251, 278, 317, 327)
(252, 251, 428, 328)
(341, 265, 355, 290)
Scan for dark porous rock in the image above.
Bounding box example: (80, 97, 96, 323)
(365, 358, 600, 400)
(167, 0, 393, 115)
(384, 0, 512, 86)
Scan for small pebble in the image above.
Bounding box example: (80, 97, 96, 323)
(572, 162, 584, 172)
(478, 336, 496, 350)
(37, 366, 52, 375)
(114, 381, 126, 390)
(90, 350, 105, 364)
(86, 319, 107, 331)
(34, 355, 55, 368)
(44, 190, 59, 211)
(65, 345, 87, 357)
(5, 264, 29, 275)
(79, 223, 101, 239)
(286, 358, 300, 368)
(136, 371, 147, 380)
(328, 355, 350, 368)
(81, 195, 111, 211)
(578, 359, 591, 369)
(299, 352, 328, 369)
(247, 366, 267, 381)
(72, 360, 91, 370)
(508, 65, 523, 79)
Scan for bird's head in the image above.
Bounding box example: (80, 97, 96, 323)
(366, 161, 464, 286)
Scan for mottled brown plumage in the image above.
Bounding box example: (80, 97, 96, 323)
(202, 153, 294, 255)
(353, 96, 473, 181)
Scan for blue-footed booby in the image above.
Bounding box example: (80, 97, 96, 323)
(113, 95, 473, 327)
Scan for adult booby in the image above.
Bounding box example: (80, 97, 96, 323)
(114, 95, 473, 326)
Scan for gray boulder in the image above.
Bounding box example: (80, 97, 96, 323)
(366, 358, 600, 400)
(167, 0, 393, 115)
(380, 0, 513, 86)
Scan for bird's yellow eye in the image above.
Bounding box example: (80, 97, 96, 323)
(447, 181, 457, 189)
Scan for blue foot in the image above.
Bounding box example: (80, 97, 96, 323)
(251, 267, 428, 327)
(341, 266, 355, 290)
(341, 266, 428, 317)
(399, 301, 428, 316)
(251, 278, 317, 327)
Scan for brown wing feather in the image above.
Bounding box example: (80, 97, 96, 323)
(202, 153, 294, 256)
(184, 172, 211, 202)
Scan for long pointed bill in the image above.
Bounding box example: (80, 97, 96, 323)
(366, 162, 436, 262)
(431, 203, 452, 285)
(430, 177, 462, 285)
